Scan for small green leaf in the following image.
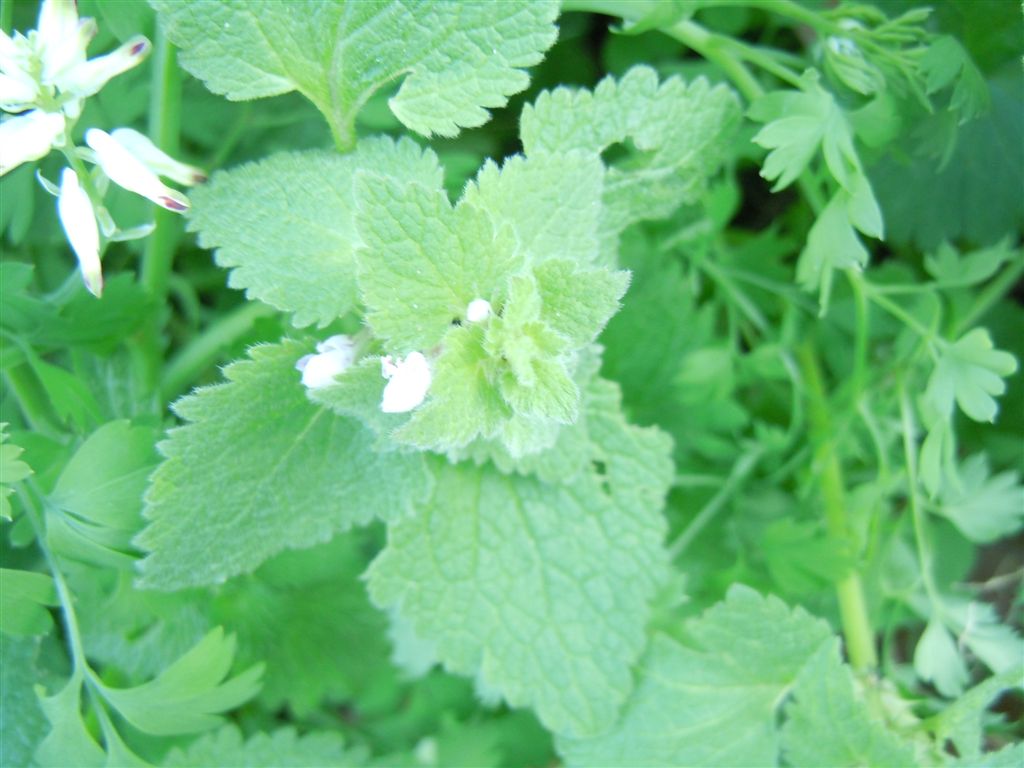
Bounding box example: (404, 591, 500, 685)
(924, 240, 1015, 287)
(163, 725, 365, 767)
(931, 667, 1024, 764)
(46, 420, 159, 569)
(522, 66, 741, 257)
(914, 618, 969, 697)
(99, 627, 262, 736)
(925, 328, 1018, 423)
(934, 454, 1024, 543)
(0, 424, 32, 521)
(35, 671, 105, 768)
(137, 340, 432, 589)
(189, 138, 442, 328)
(0, 569, 57, 638)
(152, 0, 558, 146)
(797, 190, 869, 310)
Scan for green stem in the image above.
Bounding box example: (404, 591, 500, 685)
(865, 288, 937, 343)
(953, 257, 1024, 336)
(140, 25, 182, 299)
(3, 362, 60, 436)
(797, 339, 877, 671)
(897, 381, 942, 610)
(844, 270, 870, 405)
(668, 448, 762, 559)
(161, 302, 277, 400)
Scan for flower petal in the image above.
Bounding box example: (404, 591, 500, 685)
(380, 352, 431, 413)
(85, 127, 190, 212)
(58, 35, 150, 99)
(110, 128, 207, 186)
(297, 337, 357, 389)
(0, 71, 37, 111)
(0, 110, 64, 176)
(466, 298, 492, 323)
(57, 167, 102, 297)
(36, 0, 82, 79)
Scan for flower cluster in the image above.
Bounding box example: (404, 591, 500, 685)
(0, 0, 204, 296)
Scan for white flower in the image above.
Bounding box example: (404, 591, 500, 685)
(86, 128, 191, 211)
(466, 298, 492, 323)
(380, 352, 431, 413)
(0, 109, 64, 175)
(0, 0, 150, 176)
(295, 335, 356, 389)
(110, 128, 207, 186)
(57, 168, 101, 297)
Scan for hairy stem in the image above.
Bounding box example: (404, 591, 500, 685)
(797, 339, 878, 670)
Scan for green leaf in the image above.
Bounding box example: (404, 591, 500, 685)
(137, 340, 432, 589)
(163, 725, 365, 767)
(934, 454, 1024, 543)
(99, 627, 262, 736)
(46, 420, 160, 569)
(35, 670, 105, 768)
(925, 328, 1018, 423)
(951, 744, 1024, 768)
(914, 618, 969, 697)
(352, 172, 522, 352)
(921, 35, 990, 123)
(781, 642, 917, 767)
(367, 379, 672, 737)
(0, 423, 32, 521)
(152, 0, 558, 147)
(0, 636, 49, 767)
(557, 587, 838, 765)
(930, 666, 1024, 763)
(189, 138, 442, 328)
(0, 569, 57, 638)
(797, 189, 869, 309)
(923, 239, 1015, 287)
(521, 66, 741, 258)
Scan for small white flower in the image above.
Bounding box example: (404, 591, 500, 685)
(86, 128, 191, 211)
(466, 298, 492, 323)
(0, 109, 64, 175)
(110, 128, 207, 186)
(380, 352, 431, 413)
(295, 335, 356, 389)
(57, 168, 101, 297)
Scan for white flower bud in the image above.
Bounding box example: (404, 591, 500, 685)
(295, 334, 355, 389)
(380, 352, 431, 413)
(57, 168, 102, 297)
(85, 128, 190, 212)
(0, 110, 64, 175)
(466, 298, 492, 323)
(110, 128, 207, 186)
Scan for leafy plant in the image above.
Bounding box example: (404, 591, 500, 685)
(2, 0, 1022, 766)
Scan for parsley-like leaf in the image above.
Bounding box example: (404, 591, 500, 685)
(164, 725, 365, 767)
(925, 328, 1018, 424)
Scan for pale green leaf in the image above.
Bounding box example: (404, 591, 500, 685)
(930, 667, 1024, 762)
(558, 587, 837, 766)
(0, 423, 31, 521)
(533, 260, 630, 347)
(35, 671, 105, 768)
(99, 627, 262, 736)
(164, 725, 366, 767)
(797, 189, 869, 309)
(915, 618, 969, 697)
(0, 635, 49, 766)
(0, 569, 57, 638)
(781, 642, 917, 767)
(460, 153, 605, 267)
(353, 173, 522, 352)
(189, 138, 442, 328)
(951, 744, 1024, 768)
(137, 340, 432, 589)
(152, 0, 558, 146)
(521, 66, 741, 258)
(925, 328, 1018, 423)
(46, 420, 159, 569)
(368, 380, 672, 737)
(924, 240, 1015, 287)
(934, 454, 1024, 543)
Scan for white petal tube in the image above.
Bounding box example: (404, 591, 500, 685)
(85, 128, 189, 212)
(38, 0, 94, 84)
(57, 168, 103, 297)
(0, 110, 64, 176)
(59, 35, 150, 99)
(466, 298, 492, 323)
(0, 72, 38, 111)
(110, 128, 207, 186)
(380, 352, 431, 413)
(295, 335, 356, 389)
